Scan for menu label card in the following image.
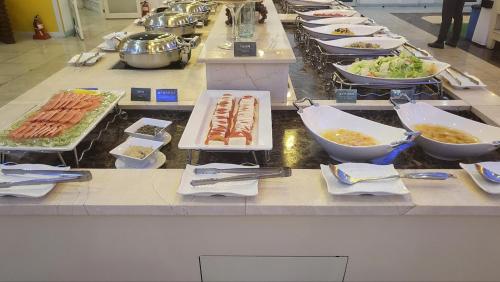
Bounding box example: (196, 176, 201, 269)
(131, 87, 151, 101)
(234, 41, 257, 57)
(335, 89, 358, 103)
(156, 89, 178, 102)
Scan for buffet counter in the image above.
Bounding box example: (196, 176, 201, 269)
(1, 169, 500, 282)
(1, 168, 500, 216)
(1, 2, 500, 282)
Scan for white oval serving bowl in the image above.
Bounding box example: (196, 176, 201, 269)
(299, 105, 411, 162)
(300, 16, 369, 28)
(296, 9, 359, 21)
(110, 137, 164, 166)
(304, 24, 384, 40)
(334, 59, 449, 85)
(395, 102, 500, 160)
(316, 36, 406, 55)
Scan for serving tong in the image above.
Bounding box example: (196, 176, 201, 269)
(0, 169, 92, 188)
(191, 167, 291, 186)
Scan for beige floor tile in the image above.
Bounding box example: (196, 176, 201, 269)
(0, 63, 44, 76)
(0, 75, 15, 86)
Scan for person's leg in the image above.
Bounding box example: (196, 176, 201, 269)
(447, 0, 465, 46)
(429, 0, 453, 48)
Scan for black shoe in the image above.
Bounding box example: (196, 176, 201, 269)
(445, 41, 457, 47)
(428, 41, 444, 49)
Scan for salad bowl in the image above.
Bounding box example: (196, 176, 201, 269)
(296, 9, 359, 21)
(334, 56, 449, 86)
(395, 102, 500, 160)
(297, 103, 416, 162)
(300, 17, 369, 28)
(316, 37, 406, 55)
(304, 24, 384, 40)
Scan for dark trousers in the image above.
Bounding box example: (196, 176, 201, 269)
(437, 0, 466, 43)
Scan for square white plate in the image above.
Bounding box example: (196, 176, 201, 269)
(320, 163, 410, 196)
(178, 90, 272, 151)
(110, 137, 164, 163)
(178, 163, 259, 197)
(125, 118, 172, 141)
(0, 164, 69, 198)
(460, 162, 500, 194)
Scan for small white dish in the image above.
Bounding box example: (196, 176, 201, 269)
(0, 164, 70, 198)
(460, 162, 500, 194)
(115, 151, 166, 169)
(68, 52, 104, 66)
(178, 163, 259, 197)
(110, 137, 163, 165)
(438, 70, 486, 89)
(125, 118, 172, 141)
(320, 163, 410, 196)
(98, 42, 117, 52)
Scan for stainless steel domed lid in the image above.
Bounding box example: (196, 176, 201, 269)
(170, 1, 210, 15)
(118, 31, 183, 55)
(144, 11, 197, 29)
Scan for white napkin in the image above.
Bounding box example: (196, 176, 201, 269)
(102, 32, 127, 50)
(68, 52, 104, 66)
(460, 162, 500, 194)
(178, 163, 259, 197)
(320, 163, 409, 196)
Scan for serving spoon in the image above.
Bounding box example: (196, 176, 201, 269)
(329, 164, 454, 185)
(475, 163, 500, 183)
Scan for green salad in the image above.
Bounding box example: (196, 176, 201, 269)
(0, 91, 119, 148)
(348, 53, 439, 79)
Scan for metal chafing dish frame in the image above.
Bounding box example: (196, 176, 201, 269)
(291, 18, 445, 100)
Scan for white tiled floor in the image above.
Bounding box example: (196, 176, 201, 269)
(0, 8, 130, 106)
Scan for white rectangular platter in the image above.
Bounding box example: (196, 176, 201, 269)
(178, 90, 272, 151)
(0, 90, 125, 152)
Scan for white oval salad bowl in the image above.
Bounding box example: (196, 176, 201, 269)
(298, 104, 414, 162)
(300, 16, 369, 28)
(304, 24, 384, 40)
(395, 102, 500, 160)
(296, 9, 359, 21)
(316, 37, 406, 55)
(334, 58, 449, 85)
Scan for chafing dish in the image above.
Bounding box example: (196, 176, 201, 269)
(118, 31, 191, 69)
(169, 1, 210, 24)
(144, 11, 197, 36)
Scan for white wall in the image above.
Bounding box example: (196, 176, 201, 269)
(83, 0, 102, 13)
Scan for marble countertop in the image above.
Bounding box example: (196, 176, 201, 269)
(1, 168, 500, 216)
(198, 0, 296, 64)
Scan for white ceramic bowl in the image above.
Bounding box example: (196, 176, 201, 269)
(110, 137, 164, 165)
(334, 59, 449, 85)
(299, 105, 411, 162)
(304, 24, 384, 40)
(296, 9, 358, 21)
(316, 36, 406, 55)
(125, 118, 172, 141)
(300, 16, 369, 28)
(396, 102, 500, 160)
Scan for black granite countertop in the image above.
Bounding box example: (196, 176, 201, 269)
(4, 109, 499, 169)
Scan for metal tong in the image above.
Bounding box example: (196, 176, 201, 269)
(190, 167, 292, 187)
(0, 169, 92, 188)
